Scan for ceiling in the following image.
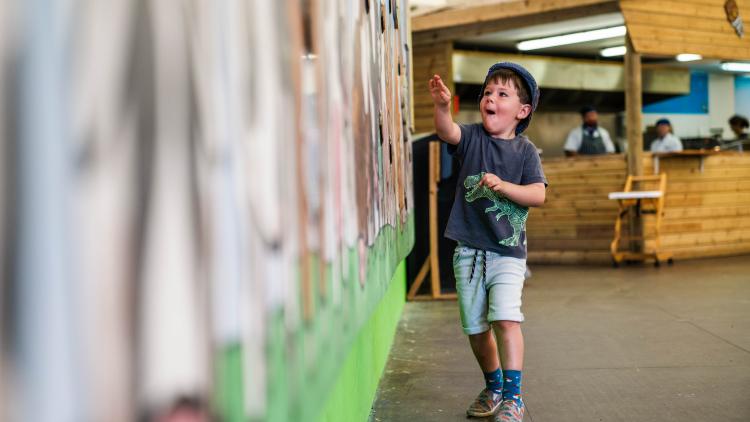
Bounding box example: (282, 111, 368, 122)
(457, 12, 626, 57)
(448, 11, 744, 73)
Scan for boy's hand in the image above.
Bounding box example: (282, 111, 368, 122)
(480, 173, 504, 194)
(428, 75, 452, 107)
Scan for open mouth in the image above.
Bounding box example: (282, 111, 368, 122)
(486, 109, 496, 115)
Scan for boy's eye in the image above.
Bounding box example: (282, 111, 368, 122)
(484, 91, 490, 96)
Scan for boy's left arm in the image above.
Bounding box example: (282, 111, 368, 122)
(479, 174, 545, 207)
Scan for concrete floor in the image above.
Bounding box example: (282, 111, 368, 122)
(371, 256, 750, 422)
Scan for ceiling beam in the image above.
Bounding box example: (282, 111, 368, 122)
(412, 0, 620, 45)
(621, 0, 750, 60)
(412, 0, 619, 32)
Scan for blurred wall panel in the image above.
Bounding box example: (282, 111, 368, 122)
(2, 1, 413, 421)
(69, 1, 140, 421)
(13, 0, 83, 421)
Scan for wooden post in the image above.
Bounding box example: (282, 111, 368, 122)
(624, 35, 643, 253)
(625, 36, 643, 177)
(428, 141, 441, 296)
(407, 140, 456, 301)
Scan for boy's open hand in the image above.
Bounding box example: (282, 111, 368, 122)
(428, 75, 452, 107)
(480, 173, 504, 194)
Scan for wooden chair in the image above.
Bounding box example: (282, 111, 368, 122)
(608, 173, 673, 267)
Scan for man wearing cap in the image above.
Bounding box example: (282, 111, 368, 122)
(650, 118, 683, 153)
(564, 105, 616, 156)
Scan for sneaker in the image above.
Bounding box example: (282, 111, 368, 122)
(494, 399, 525, 422)
(466, 388, 502, 417)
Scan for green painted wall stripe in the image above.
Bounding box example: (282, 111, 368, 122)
(215, 343, 244, 422)
(316, 259, 406, 422)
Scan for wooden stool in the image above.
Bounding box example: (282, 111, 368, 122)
(608, 174, 673, 267)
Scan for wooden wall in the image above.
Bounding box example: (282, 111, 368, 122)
(621, 0, 750, 60)
(527, 154, 627, 264)
(412, 40, 453, 133)
(642, 152, 750, 260)
(527, 152, 750, 264)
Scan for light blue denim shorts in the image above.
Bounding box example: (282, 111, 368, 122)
(453, 243, 526, 335)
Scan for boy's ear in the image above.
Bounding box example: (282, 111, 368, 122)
(517, 104, 532, 120)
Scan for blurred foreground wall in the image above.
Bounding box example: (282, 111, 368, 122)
(0, 1, 413, 421)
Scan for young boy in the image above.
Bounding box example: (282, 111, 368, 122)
(428, 62, 546, 422)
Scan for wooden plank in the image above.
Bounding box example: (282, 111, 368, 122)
(413, 3, 620, 45)
(650, 168, 750, 179)
(527, 230, 615, 241)
(634, 40, 750, 61)
(527, 250, 612, 265)
(414, 118, 435, 133)
(413, 41, 452, 133)
(540, 199, 620, 209)
(621, 0, 731, 20)
(628, 24, 740, 46)
(668, 243, 750, 260)
(648, 217, 750, 234)
(659, 228, 750, 247)
(412, 0, 617, 32)
(656, 240, 750, 254)
(625, 35, 644, 178)
(529, 238, 613, 250)
(665, 193, 750, 208)
(530, 209, 620, 220)
(665, 180, 750, 193)
(428, 142, 441, 297)
(663, 205, 750, 219)
(546, 170, 628, 179)
(623, 9, 736, 35)
(621, 0, 750, 59)
(545, 174, 627, 185)
(407, 258, 431, 300)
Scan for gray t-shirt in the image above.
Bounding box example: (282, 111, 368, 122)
(445, 123, 547, 259)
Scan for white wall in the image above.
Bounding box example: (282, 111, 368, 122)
(642, 73, 736, 139)
(736, 75, 750, 118)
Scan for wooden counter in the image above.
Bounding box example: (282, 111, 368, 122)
(527, 151, 750, 264)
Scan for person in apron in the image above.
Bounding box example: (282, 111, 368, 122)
(564, 105, 615, 156)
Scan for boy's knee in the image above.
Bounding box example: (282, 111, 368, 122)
(468, 328, 493, 341)
(492, 320, 520, 332)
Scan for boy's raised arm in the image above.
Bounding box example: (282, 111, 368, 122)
(429, 75, 461, 145)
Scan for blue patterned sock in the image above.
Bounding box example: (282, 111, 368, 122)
(483, 368, 503, 393)
(501, 370, 523, 405)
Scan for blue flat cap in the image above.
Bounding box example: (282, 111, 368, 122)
(479, 62, 540, 135)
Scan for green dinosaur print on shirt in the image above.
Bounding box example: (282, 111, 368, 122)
(464, 172, 529, 247)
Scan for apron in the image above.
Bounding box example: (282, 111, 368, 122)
(578, 126, 607, 155)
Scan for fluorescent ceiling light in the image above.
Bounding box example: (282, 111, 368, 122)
(600, 45, 626, 57)
(721, 62, 750, 72)
(676, 54, 702, 62)
(517, 25, 626, 51)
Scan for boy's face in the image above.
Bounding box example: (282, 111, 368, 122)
(479, 78, 530, 138)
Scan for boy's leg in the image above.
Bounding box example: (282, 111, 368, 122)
(494, 321, 525, 417)
(468, 329, 499, 373)
(493, 320, 524, 371)
(485, 256, 527, 421)
(454, 246, 503, 417)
